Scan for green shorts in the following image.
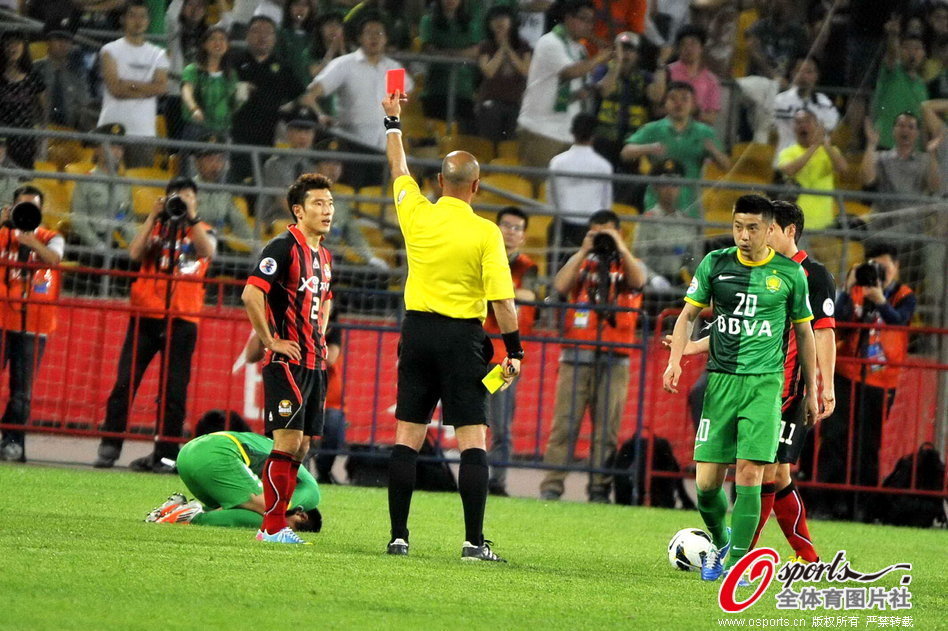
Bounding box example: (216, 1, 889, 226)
(175, 434, 263, 510)
(694, 372, 783, 464)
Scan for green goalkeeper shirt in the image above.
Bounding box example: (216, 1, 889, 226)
(684, 246, 813, 375)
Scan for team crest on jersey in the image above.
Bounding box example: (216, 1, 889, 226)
(278, 400, 293, 417)
(765, 275, 781, 293)
(259, 257, 277, 275)
(323, 263, 331, 281)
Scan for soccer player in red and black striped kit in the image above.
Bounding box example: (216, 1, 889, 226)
(242, 173, 334, 545)
(753, 201, 836, 562)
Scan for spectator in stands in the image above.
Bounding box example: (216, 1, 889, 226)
(180, 26, 239, 140)
(539, 209, 646, 503)
(419, 0, 484, 131)
(483, 206, 538, 496)
(97, 1, 170, 169)
(927, 35, 948, 99)
(548, 113, 614, 254)
(231, 15, 307, 184)
(0, 138, 22, 206)
(277, 0, 319, 88)
(94, 176, 216, 472)
(310, 138, 387, 269)
(923, 3, 948, 81)
(812, 243, 916, 521)
(0, 30, 46, 169)
(500, 0, 552, 48)
(70, 123, 137, 253)
(594, 31, 663, 166)
(621, 81, 731, 219)
(341, 1, 414, 51)
(517, 0, 613, 170)
(921, 97, 948, 194)
(308, 10, 348, 79)
(745, 0, 808, 83)
(664, 25, 720, 126)
(34, 28, 93, 131)
(260, 106, 318, 230)
(773, 57, 841, 158)
(873, 17, 929, 150)
(253, 0, 285, 25)
(592, 0, 648, 42)
(192, 136, 254, 247)
(776, 109, 848, 230)
(0, 185, 64, 463)
(476, 5, 532, 142)
(860, 113, 940, 215)
(165, 0, 212, 138)
(632, 158, 699, 287)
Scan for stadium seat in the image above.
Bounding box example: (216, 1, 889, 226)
(132, 186, 163, 217)
(332, 183, 356, 200)
(358, 220, 398, 267)
(356, 184, 393, 222)
(837, 159, 863, 191)
(62, 161, 94, 199)
(126, 167, 171, 184)
(488, 156, 521, 168)
(730, 7, 759, 78)
(46, 125, 86, 170)
(496, 140, 519, 160)
(269, 219, 292, 239)
(842, 200, 872, 217)
(29, 41, 48, 61)
(613, 203, 638, 218)
(440, 135, 496, 163)
(477, 174, 534, 207)
(729, 142, 776, 182)
(27, 178, 69, 229)
(33, 161, 58, 172)
(155, 115, 168, 139)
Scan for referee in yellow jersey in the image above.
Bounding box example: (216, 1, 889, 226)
(381, 92, 522, 562)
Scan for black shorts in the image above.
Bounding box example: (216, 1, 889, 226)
(776, 395, 808, 464)
(262, 361, 326, 437)
(395, 311, 493, 427)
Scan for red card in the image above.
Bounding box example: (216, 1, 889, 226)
(386, 68, 406, 96)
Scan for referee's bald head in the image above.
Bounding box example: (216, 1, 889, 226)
(441, 151, 480, 185)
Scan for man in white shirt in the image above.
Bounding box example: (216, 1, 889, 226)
(517, 0, 612, 169)
(547, 113, 613, 266)
(773, 56, 840, 159)
(97, 0, 170, 168)
(302, 16, 412, 187)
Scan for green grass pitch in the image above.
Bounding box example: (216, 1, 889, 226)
(1, 464, 945, 630)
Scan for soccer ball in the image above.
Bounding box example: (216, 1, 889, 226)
(668, 528, 713, 571)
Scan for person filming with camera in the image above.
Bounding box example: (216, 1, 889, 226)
(94, 177, 215, 472)
(0, 186, 64, 462)
(811, 243, 915, 521)
(539, 209, 646, 503)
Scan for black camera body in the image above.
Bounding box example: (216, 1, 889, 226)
(855, 260, 885, 287)
(592, 232, 618, 260)
(162, 194, 189, 222)
(3, 201, 42, 232)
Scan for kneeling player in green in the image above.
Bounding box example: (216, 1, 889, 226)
(145, 431, 321, 532)
(663, 195, 823, 582)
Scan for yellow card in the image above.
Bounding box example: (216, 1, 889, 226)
(482, 364, 507, 393)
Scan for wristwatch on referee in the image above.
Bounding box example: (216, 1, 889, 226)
(383, 115, 401, 130)
(502, 331, 524, 361)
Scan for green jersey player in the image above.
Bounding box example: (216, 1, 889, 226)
(145, 431, 321, 533)
(663, 195, 822, 582)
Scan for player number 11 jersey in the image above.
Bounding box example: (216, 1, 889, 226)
(685, 247, 813, 375)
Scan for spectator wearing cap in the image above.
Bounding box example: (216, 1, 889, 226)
(259, 107, 319, 229)
(594, 31, 663, 166)
(303, 16, 412, 155)
(632, 158, 700, 287)
(663, 25, 720, 126)
(192, 137, 254, 248)
(0, 138, 23, 207)
(0, 30, 46, 169)
(180, 26, 239, 140)
(475, 5, 533, 142)
(773, 57, 840, 159)
(517, 0, 614, 170)
(231, 15, 307, 184)
(547, 113, 614, 264)
(97, 0, 170, 168)
(34, 27, 94, 131)
(70, 123, 136, 254)
(621, 81, 731, 218)
(777, 109, 848, 230)
(419, 0, 485, 131)
(312, 137, 388, 269)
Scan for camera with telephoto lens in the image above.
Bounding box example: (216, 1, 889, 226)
(3, 201, 42, 232)
(854, 260, 885, 287)
(163, 194, 189, 222)
(592, 232, 618, 259)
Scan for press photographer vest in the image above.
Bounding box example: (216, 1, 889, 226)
(0, 226, 62, 335)
(484, 252, 537, 362)
(130, 221, 211, 323)
(563, 255, 642, 354)
(838, 283, 913, 389)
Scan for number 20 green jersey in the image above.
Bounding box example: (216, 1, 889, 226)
(685, 247, 813, 374)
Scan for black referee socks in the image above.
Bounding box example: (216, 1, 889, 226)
(459, 448, 489, 547)
(388, 444, 418, 542)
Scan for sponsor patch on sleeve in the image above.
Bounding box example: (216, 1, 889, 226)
(687, 277, 699, 295)
(259, 257, 277, 275)
(823, 298, 835, 317)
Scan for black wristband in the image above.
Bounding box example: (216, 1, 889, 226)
(187, 215, 202, 227)
(383, 115, 401, 130)
(502, 331, 524, 360)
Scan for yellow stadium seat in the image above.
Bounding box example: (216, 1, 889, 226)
(33, 161, 58, 172)
(132, 185, 163, 217)
(497, 140, 519, 160)
(360, 223, 398, 267)
(837, 159, 863, 191)
(440, 134, 496, 163)
(62, 161, 95, 199)
(477, 174, 534, 206)
(356, 184, 393, 222)
(27, 178, 69, 228)
(268, 219, 292, 240)
(155, 115, 168, 139)
(729, 142, 776, 182)
(29, 41, 48, 61)
(613, 203, 638, 217)
(843, 200, 872, 217)
(126, 167, 171, 184)
(46, 125, 86, 170)
(488, 156, 521, 168)
(332, 183, 356, 200)
(730, 8, 759, 78)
